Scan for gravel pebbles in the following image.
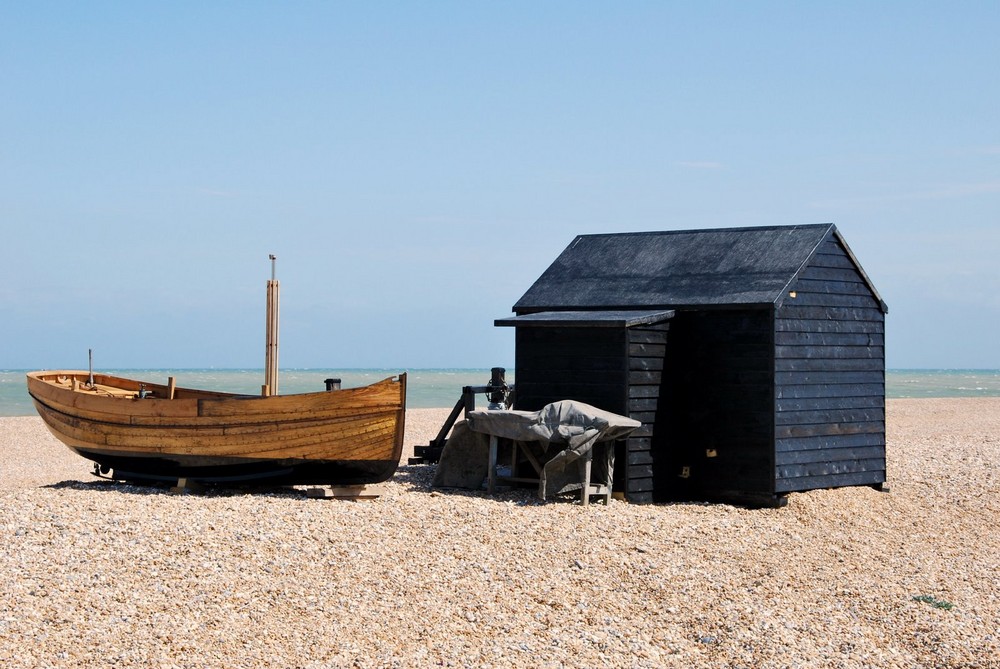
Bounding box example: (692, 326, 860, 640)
(1, 399, 998, 668)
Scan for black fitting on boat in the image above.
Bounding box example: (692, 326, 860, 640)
(324, 378, 342, 392)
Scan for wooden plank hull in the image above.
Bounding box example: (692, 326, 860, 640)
(26, 371, 406, 486)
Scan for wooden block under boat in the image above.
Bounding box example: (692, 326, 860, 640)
(305, 484, 384, 500)
(169, 478, 206, 495)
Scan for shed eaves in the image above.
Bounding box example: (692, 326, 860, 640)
(495, 309, 675, 328)
(513, 223, 846, 311)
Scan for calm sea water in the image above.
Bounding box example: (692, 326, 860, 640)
(2, 368, 998, 417)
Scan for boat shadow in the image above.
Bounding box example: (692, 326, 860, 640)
(44, 466, 574, 506)
(42, 478, 319, 499)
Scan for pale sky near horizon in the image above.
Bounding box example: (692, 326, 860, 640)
(2, 2, 998, 370)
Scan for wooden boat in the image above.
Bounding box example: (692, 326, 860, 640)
(28, 257, 406, 487)
(26, 370, 406, 486)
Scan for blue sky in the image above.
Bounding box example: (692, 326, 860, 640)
(2, 2, 997, 370)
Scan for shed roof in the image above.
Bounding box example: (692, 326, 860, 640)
(513, 223, 885, 312)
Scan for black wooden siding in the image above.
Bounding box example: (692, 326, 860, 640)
(513, 327, 630, 413)
(773, 237, 886, 492)
(511, 321, 671, 503)
(655, 310, 774, 502)
(624, 322, 669, 503)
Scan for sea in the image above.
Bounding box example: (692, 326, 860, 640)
(2, 368, 999, 418)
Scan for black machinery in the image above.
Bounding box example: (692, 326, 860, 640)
(409, 367, 513, 464)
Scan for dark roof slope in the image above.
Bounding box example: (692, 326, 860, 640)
(513, 223, 881, 311)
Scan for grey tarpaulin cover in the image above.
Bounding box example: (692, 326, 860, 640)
(466, 401, 641, 499)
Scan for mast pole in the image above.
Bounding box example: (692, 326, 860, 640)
(264, 254, 280, 396)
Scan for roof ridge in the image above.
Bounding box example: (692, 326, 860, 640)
(574, 223, 834, 239)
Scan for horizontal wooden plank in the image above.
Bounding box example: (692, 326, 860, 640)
(794, 278, 873, 295)
(775, 331, 884, 346)
(626, 490, 655, 503)
(629, 329, 669, 345)
(775, 358, 885, 372)
(629, 371, 663, 385)
(776, 395, 884, 412)
(628, 410, 657, 425)
(627, 477, 655, 492)
(776, 457, 885, 481)
(630, 423, 654, 438)
(629, 357, 664, 372)
(775, 445, 885, 466)
(775, 407, 885, 426)
(777, 305, 885, 321)
(775, 457, 885, 479)
(775, 345, 884, 360)
(797, 265, 866, 282)
(629, 342, 666, 358)
(775, 383, 884, 399)
(776, 370, 884, 386)
(628, 398, 660, 412)
(774, 318, 884, 335)
(629, 464, 654, 479)
(629, 385, 662, 399)
(627, 436, 652, 450)
(776, 432, 885, 452)
(775, 421, 884, 439)
(785, 292, 881, 309)
(775, 469, 885, 492)
(627, 449, 654, 466)
(807, 253, 856, 271)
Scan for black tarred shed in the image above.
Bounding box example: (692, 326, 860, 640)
(497, 223, 888, 507)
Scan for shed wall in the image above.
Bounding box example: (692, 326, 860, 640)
(774, 237, 887, 492)
(513, 327, 629, 413)
(512, 322, 671, 502)
(623, 322, 669, 503)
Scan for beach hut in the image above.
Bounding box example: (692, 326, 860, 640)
(497, 223, 888, 507)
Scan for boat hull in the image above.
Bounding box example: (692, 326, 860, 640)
(27, 371, 406, 486)
(74, 448, 399, 485)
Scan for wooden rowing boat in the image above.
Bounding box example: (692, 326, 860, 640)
(26, 370, 407, 486)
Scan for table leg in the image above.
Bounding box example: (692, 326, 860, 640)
(487, 435, 498, 494)
(581, 448, 593, 506)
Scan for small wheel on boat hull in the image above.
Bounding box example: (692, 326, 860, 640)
(92, 463, 111, 478)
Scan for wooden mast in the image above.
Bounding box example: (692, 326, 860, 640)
(264, 254, 279, 396)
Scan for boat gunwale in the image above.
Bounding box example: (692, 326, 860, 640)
(26, 370, 406, 435)
(26, 370, 405, 401)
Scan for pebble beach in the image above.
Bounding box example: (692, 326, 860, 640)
(1, 399, 998, 668)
